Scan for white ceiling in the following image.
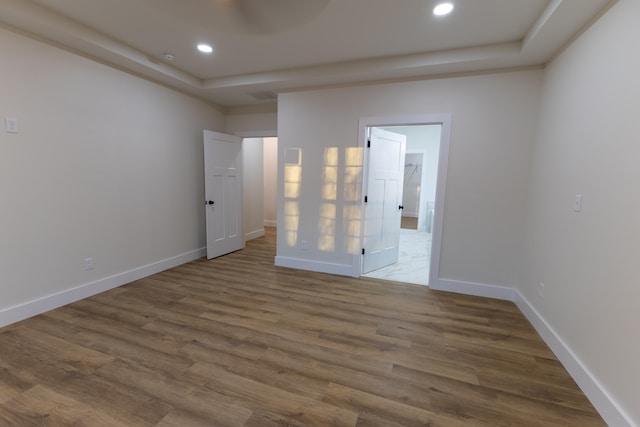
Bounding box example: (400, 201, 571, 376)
(0, 0, 617, 108)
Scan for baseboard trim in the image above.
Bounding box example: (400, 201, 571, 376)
(429, 277, 634, 426)
(514, 292, 635, 427)
(1, 249, 633, 426)
(429, 277, 516, 301)
(0, 247, 206, 328)
(275, 256, 354, 277)
(245, 228, 265, 241)
(264, 220, 277, 227)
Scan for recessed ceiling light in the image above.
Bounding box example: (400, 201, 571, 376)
(433, 2, 454, 16)
(197, 43, 213, 54)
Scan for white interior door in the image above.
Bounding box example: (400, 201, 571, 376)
(204, 130, 244, 259)
(362, 127, 406, 274)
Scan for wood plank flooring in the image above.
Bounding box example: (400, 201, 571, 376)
(401, 216, 418, 230)
(0, 228, 605, 426)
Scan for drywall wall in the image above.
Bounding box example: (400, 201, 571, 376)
(226, 109, 277, 136)
(402, 152, 423, 217)
(276, 69, 542, 285)
(243, 138, 265, 240)
(0, 26, 224, 320)
(263, 137, 278, 227)
(520, 0, 639, 424)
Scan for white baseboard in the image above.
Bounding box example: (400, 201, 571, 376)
(429, 277, 516, 301)
(0, 247, 206, 328)
(428, 277, 634, 426)
(1, 247, 633, 426)
(514, 292, 635, 427)
(264, 220, 277, 227)
(275, 256, 354, 277)
(245, 228, 265, 241)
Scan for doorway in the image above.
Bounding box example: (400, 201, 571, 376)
(242, 136, 278, 241)
(358, 115, 451, 287)
(203, 131, 277, 260)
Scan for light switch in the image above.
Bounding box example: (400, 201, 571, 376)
(573, 194, 583, 212)
(5, 117, 18, 133)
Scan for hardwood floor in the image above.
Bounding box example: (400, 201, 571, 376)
(0, 228, 605, 426)
(401, 216, 418, 230)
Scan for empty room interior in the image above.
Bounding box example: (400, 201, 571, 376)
(0, 0, 638, 425)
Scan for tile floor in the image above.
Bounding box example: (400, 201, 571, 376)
(362, 228, 432, 286)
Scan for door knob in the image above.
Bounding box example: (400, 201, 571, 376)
(398, 205, 404, 210)
(205, 200, 214, 205)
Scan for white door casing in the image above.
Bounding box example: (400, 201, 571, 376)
(362, 127, 406, 273)
(204, 130, 244, 259)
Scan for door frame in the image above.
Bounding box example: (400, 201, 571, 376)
(355, 114, 452, 288)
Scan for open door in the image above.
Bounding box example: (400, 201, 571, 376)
(204, 130, 244, 259)
(362, 127, 406, 273)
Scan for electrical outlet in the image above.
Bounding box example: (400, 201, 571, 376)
(300, 240, 307, 250)
(4, 117, 18, 133)
(538, 282, 545, 299)
(84, 257, 94, 271)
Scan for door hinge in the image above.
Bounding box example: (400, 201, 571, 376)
(362, 248, 365, 255)
(364, 195, 368, 203)
(367, 139, 371, 148)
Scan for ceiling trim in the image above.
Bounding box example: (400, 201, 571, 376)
(203, 42, 522, 91)
(276, 64, 545, 97)
(0, 0, 618, 108)
(523, 0, 563, 49)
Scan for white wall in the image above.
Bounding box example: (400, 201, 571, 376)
(402, 152, 423, 217)
(226, 109, 277, 136)
(243, 138, 265, 240)
(263, 137, 278, 227)
(276, 70, 542, 285)
(520, 0, 640, 424)
(0, 27, 225, 323)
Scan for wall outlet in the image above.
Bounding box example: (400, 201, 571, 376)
(4, 117, 18, 133)
(538, 282, 545, 299)
(84, 257, 94, 271)
(300, 240, 307, 250)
